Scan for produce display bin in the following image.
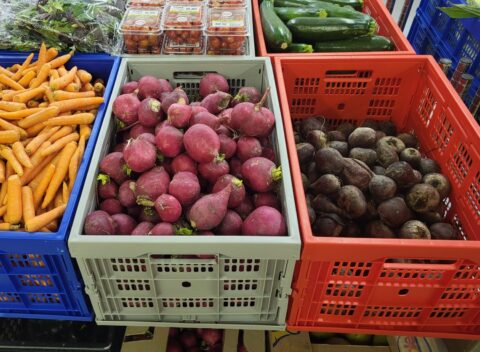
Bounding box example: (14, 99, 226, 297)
(253, 0, 414, 59)
(0, 53, 121, 321)
(274, 55, 480, 339)
(68, 57, 300, 329)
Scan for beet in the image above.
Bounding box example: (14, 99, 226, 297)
(138, 98, 162, 127)
(399, 220, 431, 239)
(337, 122, 355, 138)
(400, 147, 421, 167)
(199, 73, 229, 97)
(111, 214, 137, 235)
(309, 174, 341, 195)
(167, 103, 192, 128)
(241, 157, 281, 193)
(154, 194, 182, 223)
(253, 193, 280, 210)
(230, 89, 274, 137)
(212, 174, 246, 208)
(375, 130, 387, 142)
(229, 158, 243, 179)
(84, 210, 116, 235)
(188, 186, 231, 230)
(377, 136, 405, 153)
(361, 119, 379, 130)
(422, 173, 451, 199)
(200, 91, 232, 115)
(405, 183, 441, 213)
(385, 161, 416, 188)
(113, 94, 141, 125)
(315, 148, 344, 175)
(336, 185, 367, 219)
(369, 175, 397, 202)
(118, 180, 136, 207)
(189, 111, 220, 130)
(121, 81, 138, 94)
(155, 125, 184, 158)
(138, 75, 163, 100)
(129, 124, 155, 139)
(341, 158, 373, 191)
(341, 222, 362, 237)
(373, 165, 386, 175)
(231, 87, 261, 107)
(377, 197, 413, 228)
(184, 124, 220, 163)
(99, 152, 128, 184)
(161, 87, 188, 113)
(430, 222, 456, 240)
(419, 158, 441, 175)
(296, 143, 315, 168)
(100, 198, 123, 215)
(365, 220, 395, 238)
(219, 134, 237, 159)
(327, 141, 349, 156)
(376, 143, 399, 167)
(135, 167, 171, 205)
(305, 130, 326, 151)
(378, 120, 397, 136)
(312, 194, 345, 216)
(348, 127, 376, 148)
(242, 206, 286, 236)
(216, 210, 242, 235)
(300, 118, 325, 138)
(312, 214, 344, 236)
(237, 137, 262, 162)
(349, 148, 377, 167)
(124, 138, 156, 173)
(171, 153, 197, 175)
(397, 132, 418, 148)
(169, 172, 201, 206)
(97, 177, 118, 199)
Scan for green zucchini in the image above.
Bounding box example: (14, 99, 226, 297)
(287, 17, 377, 42)
(274, 0, 369, 20)
(314, 35, 394, 52)
(274, 7, 327, 21)
(285, 43, 315, 52)
(294, 0, 363, 11)
(261, 0, 292, 50)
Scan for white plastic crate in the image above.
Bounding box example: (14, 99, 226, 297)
(68, 57, 300, 329)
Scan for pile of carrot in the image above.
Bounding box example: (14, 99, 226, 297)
(0, 43, 105, 233)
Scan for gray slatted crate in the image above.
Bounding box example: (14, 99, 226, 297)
(68, 57, 300, 329)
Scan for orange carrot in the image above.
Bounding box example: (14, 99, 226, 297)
(62, 181, 69, 204)
(0, 223, 20, 230)
(30, 63, 51, 89)
(26, 123, 45, 138)
(22, 186, 35, 223)
(68, 148, 79, 190)
(44, 87, 55, 104)
(49, 69, 60, 83)
(41, 133, 78, 157)
(49, 97, 104, 113)
(0, 205, 6, 217)
(0, 118, 27, 138)
(21, 151, 56, 186)
(0, 74, 24, 90)
(5, 162, 13, 179)
(0, 130, 21, 144)
(11, 53, 34, 81)
(49, 51, 73, 69)
(65, 83, 80, 92)
(79, 125, 91, 140)
(0, 147, 23, 176)
(26, 126, 59, 155)
(13, 86, 46, 104)
(4, 175, 22, 224)
(0, 160, 5, 183)
(44, 113, 95, 126)
(36, 42, 47, 72)
(46, 47, 58, 62)
(25, 204, 66, 232)
(77, 70, 92, 84)
(77, 135, 86, 164)
(81, 83, 94, 92)
(18, 106, 59, 129)
(33, 163, 55, 209)
(18, 70, 36, 88)
(57, 66, 68, 77)
(12, 142, 33, 168)
(52, 90, 95, 101)
(50, 66, 77, 91)
(26, 100, 40, 109)
(0, 101, 27, 112)
(49, 126, 73, 142)
(0, 66, 13, 77)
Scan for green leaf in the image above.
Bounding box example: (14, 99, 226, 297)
(97, 173, 110, 185)
(439, 4, 480, 18)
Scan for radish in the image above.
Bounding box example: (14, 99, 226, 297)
(180, 331, 197, 348)
(202, 329, 222, 347)
(113, 94, 141, 125)
(129, 124, 155, 139)
(118, 180, 136, 207)
(155, 125, 184, 158)
(166, 340, 182, 352)
(168, 172, 201, 206)
(216, 125, 232, 137)
(199, 73, 229, 97)
(234, 196, 254, 220)
(154, 194, 182, 223)
(158, 79, 173, 94)
(230, 88, 274, 137)
(84, 210, 116, 235)
(135, 167, 170, 205)
(188, 185, 231, 230)
(242, 206, 286, 236)
(241, 157, 282, 192)
(200, 91, 232, 115)
(161, 87, 189, 113)
(191, 105, 208, 116)
(137, 132, 156, 145)
(99, 152, 129, 184)
(219, 134, 237, 159)
(131, 221, 155, 236)
(184, 124, 220, 163)
(138, 98, 162, 127)
(189, 111, 220, 130)
(123, 138, 156, 173)
(138, 75, 163, 100)
(111, 214, 137, 235)
(155, 120, 169, 135)
(171, 153, 197, 175)
(229, 158, 243, 179)
(112, 142, 126, 153)
(97, 175, 118, 199)
(253, 193, 280, 210)
(216, 210, 242, 235)
(121, 81, 138, 94)
(168, 103, 192, 128)
(198, 159, 230, 184)
(218, 108, 233, 127)
(198, 231, 214, 236)
(212, 174, 245, 208)
(149, 222, 174, 236)
(236, 136, 262, 161)
(139, 207, 160, 223)
(262, 146, 276, 162)
(127, 205, 142, 218)
(100, 198, 123, 215)
(231, 87, 261, 106)
(169, 328, 180, 338)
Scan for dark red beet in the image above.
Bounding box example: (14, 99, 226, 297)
(135, 167, 171, 205)
(199, 73, 229, 97)
(121, 81, 138, 94)
(216, 210, 242, 235)
(123, 138, 156, 173)
(111, 214, 137, 235)
(149, 222, 174, 236)
(84, 210, 116, 235)
(138, 75, 163, 100)
(138, 97, 162, 127)
(169, 171, 201, 206)
(236, 136, 262, 161)
(155, 125, 184, 158)
(253, 193, 280, 210)
(189, 111, 220, 130)
(198, 159, 230, 184)
(129, 124, 155, 139)
(234, 196, 254, 220)
(100, 198, 123, 215)
(184, 124, 220, 163)
(242, 206, 286, 236)
(212, 174, 245, 208)
(188, 186, 231, 230)
(99, 152, 128, 184)
(113, 94, 141, 125)
(229, 158, 243, 179)
(241, 157, 282, 192)
(97, 178, 118, 199)
(219, 134, 237, 159)
(154, 194, 182, 223)
(171, 153, 198, 175)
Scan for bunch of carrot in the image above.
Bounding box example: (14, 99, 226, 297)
(0, 43, 105, 233)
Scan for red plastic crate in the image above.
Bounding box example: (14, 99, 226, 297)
(253, 0, 414, 58)
(274, 55, 480, 339)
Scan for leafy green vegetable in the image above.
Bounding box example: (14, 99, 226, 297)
(439, 1, 480, 18)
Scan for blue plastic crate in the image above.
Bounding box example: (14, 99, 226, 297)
(0, 53, 121, 320)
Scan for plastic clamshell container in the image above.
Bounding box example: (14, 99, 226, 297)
(120, 7, 163, 54)
(253, 0, 414, 59)
(273, 55, 480, 339)
(163, 36, 205, 54)
(127, 0, 165, 7)
(205, 8, 248, 55)
(208, 0, 246, 7)
(0, 53, 120, 321)
(162, 3, 205, 47)
(68, 57, 300, 329)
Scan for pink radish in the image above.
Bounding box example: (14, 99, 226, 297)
(138, 75, 163, 100)
(149, 222, 174, 236)
(129, 124, 155, 139)
(139, 207, 160, 223)
(171, 153, 197, 175)
(184, 124, 220, 163)
(234, 196, 254, 220)
(158, 79, 173, 94)
(155, 120, 169, 135)
(111, 214, 137, 235)
(231, 87, 261, 106)
(229, 158, 243, 179)
(118, 180, 136, 207)
(131, 221, 155, 236)
(218, 108, 233, 127)
(242, 206, 286, 236)
(138, 98, 162, 127)
(200, 91, 232, 115)
(97, 176, 118, 199)
(168, 172, 201, 206)
(84, 210, 116, 235)
(241, 157, 282, 192)
(155, 125, 184, 158)
(161, 87, 189, 113)
(127, 206, 142, 218)
(189, 111, 220, 130)
(262, 146, 276, 162)
(191, 105, 208, 116)
(188, 185, 231, 230)
(230, 88, 274, 137)
(216, 210, 242, 235)
(199, 73, 229, 97)
(212, 174, 245, 208)
(113, 94, 141, 126)
(123, 138, 156, 173)
(202, 329, 222, 347)
(219, 134, 236, 159)
(198, 159, 230, 184)
(137, 132, 156, 145)
(100, 199, 123, 215)
(216, 125, 232, 137)
(236, 136, 262, 161)
(121, 81, 138, 94)
(112, 142, 126, 153)
(99, 152, 129, 184)
(135, 167, 170, 205)
(168, 103, 192, 128)
(253, 193, 280, 210)
(154, 194, 182, 223)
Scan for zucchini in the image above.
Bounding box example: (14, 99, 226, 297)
(274, 0, 369, 20)
(285, 43, 315, 52)
(295, 0, 363, 11)
(261, 0, 292, 50)
(314, 35, 394, 52)
(274, 7, 327, 21)
(286, 17, 377, 42)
